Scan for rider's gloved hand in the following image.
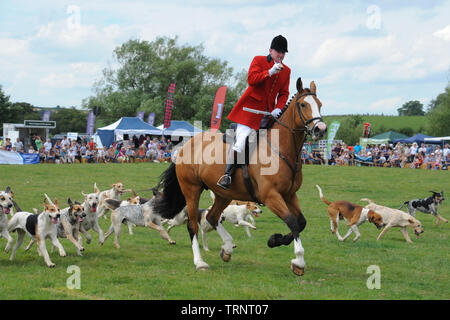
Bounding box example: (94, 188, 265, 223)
(268, 62, 282, 77)
(271, 108, 282, 119)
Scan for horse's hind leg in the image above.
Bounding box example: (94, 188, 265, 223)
(183, 184, 209, 270)
(205, 194, 232, 262)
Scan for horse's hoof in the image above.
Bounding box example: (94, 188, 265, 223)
(291, 263, 305, 276)
(196, 263, 209, 271)
(220, 248, 232, 262)
(267, 233, 283, 248)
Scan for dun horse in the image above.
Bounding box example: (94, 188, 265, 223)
(153, 78, 327, 276)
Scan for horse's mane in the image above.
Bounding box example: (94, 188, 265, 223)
(280, 88, 310, 115)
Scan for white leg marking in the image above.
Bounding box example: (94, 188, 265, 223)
(291, 237, 305, 269)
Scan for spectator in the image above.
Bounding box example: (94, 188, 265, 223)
(117, 147, 127, 162)
(28, 146, 36, 154)
(353, 142, 362, 156)
(13, 138, 24, 152)
(88, 138, 96, 151)
(35, 136, 43, 153)
(137, 145, 146, 161)
(61, 136, 70, 150)
(4, 138, 12, 151)
(44, 138, 52, 156)
(97, 147, 106, 163)
(125, 146, 136, 162)
(418, 143, 427, 155)
(443, 143, 450, 159)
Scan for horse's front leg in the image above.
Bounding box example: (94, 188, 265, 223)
(265, 191, 307, 276)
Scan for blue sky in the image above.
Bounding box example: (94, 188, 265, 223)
(1, 0, 449, 115)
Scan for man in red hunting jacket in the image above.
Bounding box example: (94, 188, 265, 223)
(218, 35, 291, 190)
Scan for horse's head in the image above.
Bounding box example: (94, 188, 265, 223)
(291, 77, 327, 140)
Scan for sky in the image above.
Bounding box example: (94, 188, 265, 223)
(1, 0, 449, 116)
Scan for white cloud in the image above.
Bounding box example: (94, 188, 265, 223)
(433, 25, 450, 41)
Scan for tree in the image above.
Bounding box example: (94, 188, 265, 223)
(397, 100, 425, 116)
(333, 115, 364, 145)
(0, 85, 12, 131)
(50, 107, 89, 134)
(82, 37, 247, 129)
(426, 84, 450, 136)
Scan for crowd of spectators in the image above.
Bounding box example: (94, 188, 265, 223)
(0, 134, 175, 164)
(1, 134, 449, 170)
(301, 141, 450, 170)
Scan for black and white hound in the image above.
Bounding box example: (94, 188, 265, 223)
(399, 191, 447, 225)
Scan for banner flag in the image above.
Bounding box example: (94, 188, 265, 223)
(163, 83, 176, 129)
(136, 111, 145, 121)
(86, 110, 96, 135)
(210, 86, 227, 132)
(42, 110, 51, 121)
(147, 112, 155, 126)
(326, 120, 341, 161)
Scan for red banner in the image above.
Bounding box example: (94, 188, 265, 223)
(210, 86, 227, 132)
(163, 83, 176, 129)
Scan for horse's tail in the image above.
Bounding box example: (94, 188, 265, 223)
(152, 163, 186, 219)
(315, 185, 331, 206)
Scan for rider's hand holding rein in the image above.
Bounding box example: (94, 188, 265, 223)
(271, 108, 282, 119)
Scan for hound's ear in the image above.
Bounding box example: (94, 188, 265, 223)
(94, 183, 100, 194)
(82, 191, 87, 197)
(43, 197, 48, 208)
(408, 218, 415, 224)
(5, 186, 11, 194)
(310, 81, 316, 94)
(68, 198, 73, 206)
(75, 201, 81, 205)
(296, 77, 303, 92)
(127, 197, 132, 201)
(429, 190, 437, 194)
(152, 188, 158, 196)
(54, 198, 59, 207)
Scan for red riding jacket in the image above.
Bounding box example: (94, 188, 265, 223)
(227, 55, 291, 130)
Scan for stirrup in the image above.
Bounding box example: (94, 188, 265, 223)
(217, 174, 232, 190)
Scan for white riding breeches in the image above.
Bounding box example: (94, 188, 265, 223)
(232, 123, 254, 153)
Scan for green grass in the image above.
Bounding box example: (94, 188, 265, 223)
(0, 163, 448, 299)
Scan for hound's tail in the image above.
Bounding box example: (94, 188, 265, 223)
(315, 185, 331, 205)
(398, 201, 409, 210)
(360, 198, 374, 204)
(152, 163, 186, 219)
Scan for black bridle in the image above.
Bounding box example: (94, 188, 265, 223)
(265, 91, 325, 189)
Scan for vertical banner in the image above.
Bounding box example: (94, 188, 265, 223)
(363, 122, 371, 138)
(163, 82, 176, 129)
(147, 112, 155, 126)
(210, 86, 227, 132)
(326, 120, 341, 164)
(42, 110, 51, 121)
(86, 110, 96, 135)
(136, 111, 145, 121)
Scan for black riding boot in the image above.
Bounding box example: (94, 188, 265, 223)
(217, 150, 238, 190)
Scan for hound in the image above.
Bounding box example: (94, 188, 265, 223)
(103, 196, 176, 249)
(96, 180, 131, 219)
(210, 191, 262, 237)
(25, 198, 87, 256)
(0, 186, 15, 253)
(361, 198, 424, 243)
(316, 185, 385, 242)
(79, 184, 104, 245)
(103, 190, 142, 235)
(8, 194, 65, 268)
(399, 191, 447, 225)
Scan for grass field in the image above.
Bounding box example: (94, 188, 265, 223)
(0, 163, 448, 300)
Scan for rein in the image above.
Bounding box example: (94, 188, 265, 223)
(266, 92, 323, 188)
